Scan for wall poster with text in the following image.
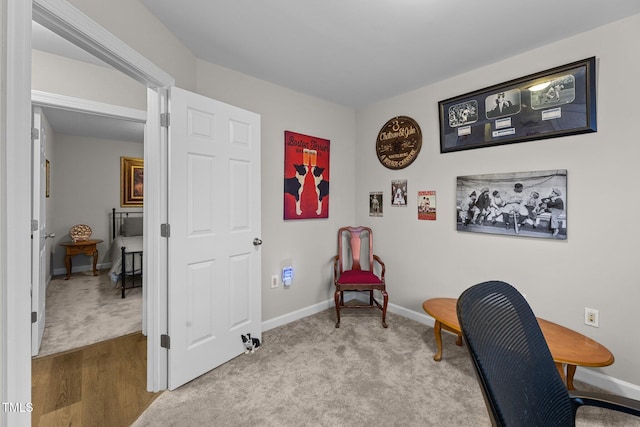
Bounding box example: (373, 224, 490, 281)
(283, 130, 330, 220)
(418, 190, 436, 220)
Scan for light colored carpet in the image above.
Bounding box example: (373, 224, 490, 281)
(132, 307, 639, 426)
(35, 270, 142, 357)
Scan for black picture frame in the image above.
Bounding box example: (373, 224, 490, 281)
(439, 57, 597, 153)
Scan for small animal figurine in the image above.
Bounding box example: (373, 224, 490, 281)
(241, 333, 261, 354)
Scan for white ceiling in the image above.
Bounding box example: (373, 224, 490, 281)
(32, 0, 640, 137)
(139, 0, 640, 108)
(36, 106, 145, 143)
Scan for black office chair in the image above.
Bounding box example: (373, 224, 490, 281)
(456, 280, 640, 426)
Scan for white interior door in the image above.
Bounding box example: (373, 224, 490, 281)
(167, 87, 261, 389)
(31, 108, 47, 356)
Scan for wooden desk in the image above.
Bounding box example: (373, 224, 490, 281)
(422, 298, 614, 389)
(60, 239, 103, 280)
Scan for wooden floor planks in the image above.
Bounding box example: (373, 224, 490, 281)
(32, 332, 161, 427)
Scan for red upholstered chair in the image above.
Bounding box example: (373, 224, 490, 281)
(333, 226, 388, 328)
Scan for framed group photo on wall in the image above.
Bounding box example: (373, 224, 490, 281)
(121, 156, 144, 207)
(439, 57, 597, 153)
(456, 169, 567, 240)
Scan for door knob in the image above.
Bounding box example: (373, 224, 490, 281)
(253, 238, 263, 246)
(45, 233, 56, 239)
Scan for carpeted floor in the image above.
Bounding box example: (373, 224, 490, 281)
(35, 270, 142, 357)
(132, 307, 640, 426)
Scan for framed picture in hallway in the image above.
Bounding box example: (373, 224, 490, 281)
(283, 131, 330, 220)
(121, 157, 144, 207)
(456, 169, 567, 240)
(439, 57, 597, 153)
(46, 159, 50, 198)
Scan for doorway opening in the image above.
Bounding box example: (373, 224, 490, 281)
(31, 93, 147, 358)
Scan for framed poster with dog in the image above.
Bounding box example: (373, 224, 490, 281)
(283, 131, 330, 220)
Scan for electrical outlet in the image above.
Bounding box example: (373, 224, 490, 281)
(584, 308, 599, 327)
(270, 275, 279, 289)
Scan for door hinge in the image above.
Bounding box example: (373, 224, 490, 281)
(31, 219, 38, 232)
(160, 112, 170, 127)
(161, 334, 170, 349)
(161, 223, 170, 237)
(31, 128, 39, 140)
(32, 312, 37, 323)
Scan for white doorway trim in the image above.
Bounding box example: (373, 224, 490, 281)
(31, 89, 149, 336)
(32, 0, 172, 88)
(1, 2, 33, 426)
(31, 90, 148, 123)
(3, 1, 174, 424)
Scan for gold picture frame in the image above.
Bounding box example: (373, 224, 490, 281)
(120, 156, 144, 207)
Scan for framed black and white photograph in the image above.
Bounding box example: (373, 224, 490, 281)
(439, 57, 596, 153)
(457, 169, 567, 240)
(391, 180, 407, 206)
(369, 192, 383, 217)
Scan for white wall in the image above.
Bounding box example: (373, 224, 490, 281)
(48, 133, 143, 274)
(354, 14, 640, 387)
(0, 0, 6, 414)
(67, 0, 197, 91)
(196, 60, 356, 321)
(32, 4, 357, 323)
(26, 0, 640, 392)
(42, 0, 356, 323)
(32, 49, 147, 110)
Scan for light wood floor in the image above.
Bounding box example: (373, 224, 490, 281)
(31, 332, 161, 427)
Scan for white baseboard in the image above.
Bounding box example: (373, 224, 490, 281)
(574, 365, 640, 400)
(263, 296, 640, 400)
(52, 262, 112, 277)
(262, 299, 334, 332)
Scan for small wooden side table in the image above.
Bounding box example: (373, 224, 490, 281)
(422, 297, 614, 389)
(60, 239, 103, 280)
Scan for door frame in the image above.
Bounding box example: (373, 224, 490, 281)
(31, 106, 46, 357)
(31, 90, 148, 340)
(2, 1, 174, 424)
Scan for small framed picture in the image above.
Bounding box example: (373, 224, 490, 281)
(369, 192, 383, 217)
(391, 180, 407, 206)
(121, 156, 144, 207)
(418, 191, 436, 220)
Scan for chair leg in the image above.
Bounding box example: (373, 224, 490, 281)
(381, 290, 389, 328)
(334, 290, 341, 328)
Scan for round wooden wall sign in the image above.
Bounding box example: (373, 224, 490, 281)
(376, 116, 422, 169)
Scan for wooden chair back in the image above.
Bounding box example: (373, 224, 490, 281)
(337, 226, 374, 274)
